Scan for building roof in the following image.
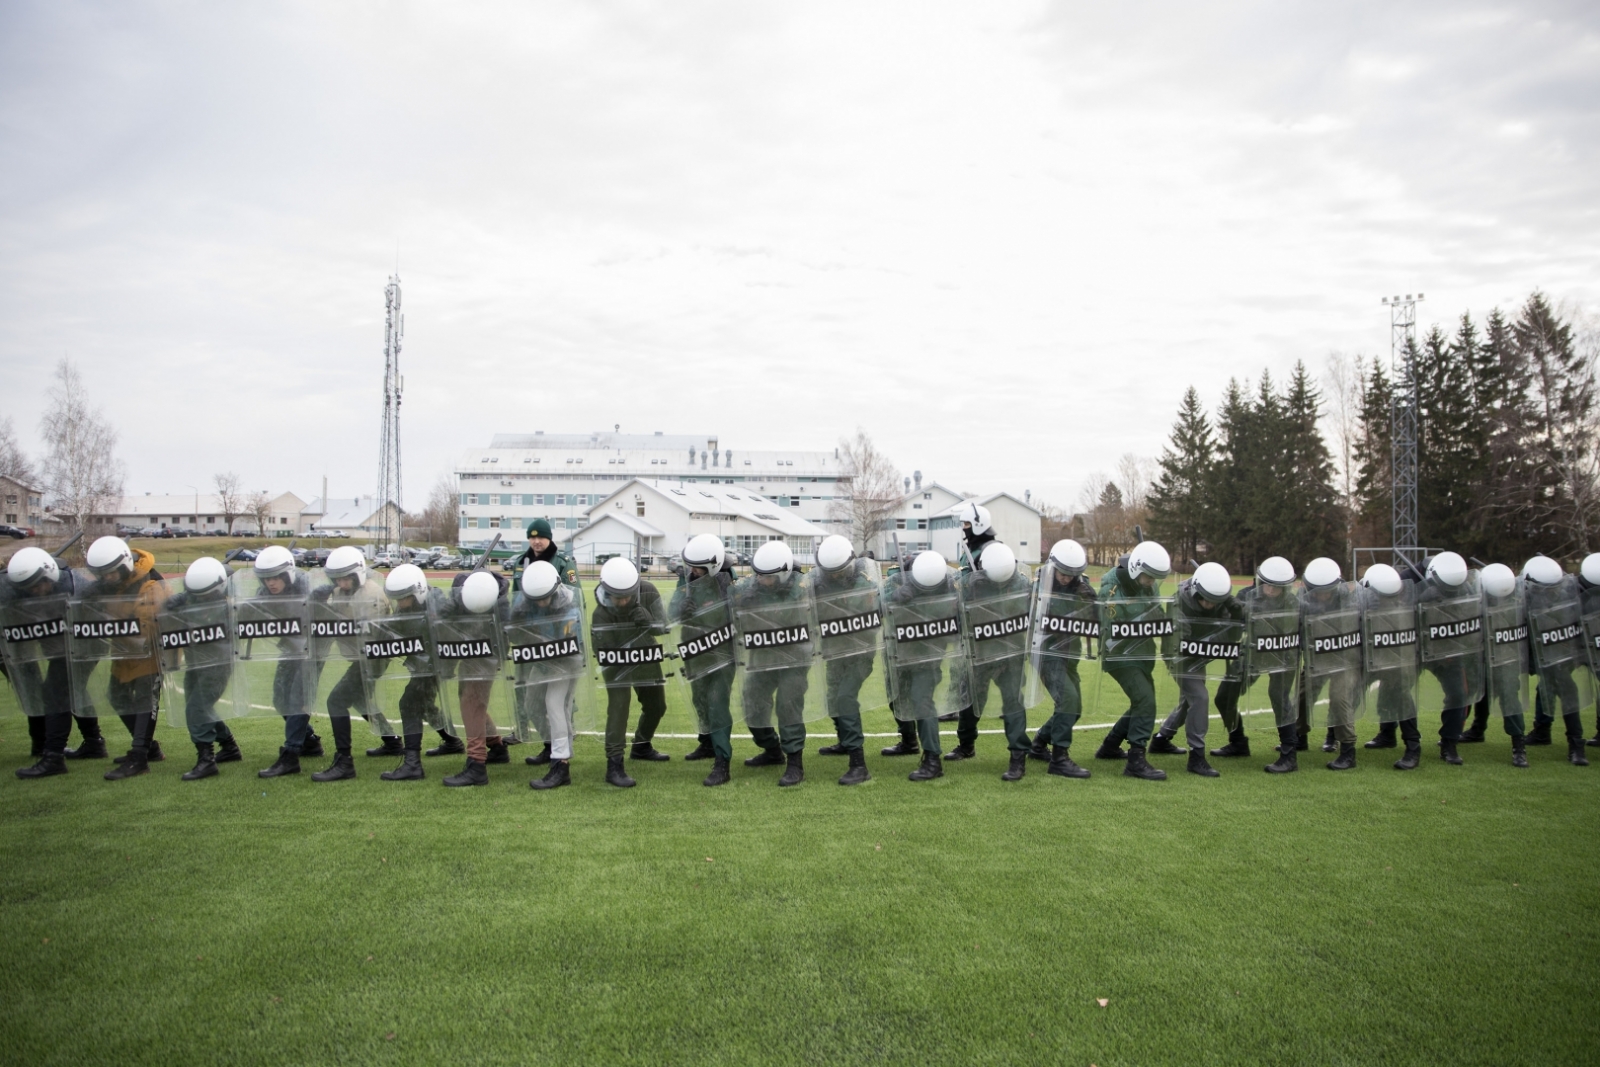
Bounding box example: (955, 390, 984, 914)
(312, 497, 394, 528)
(458, 437, 839, 478)
(975, 490, 1043, 517)
(110, 494, 230, 515)
(592, 480, 825, 538)
(584, 511, 666, 538)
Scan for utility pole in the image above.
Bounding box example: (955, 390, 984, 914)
(376, 275, 404, 551)
(1384, 292, 1424, 572)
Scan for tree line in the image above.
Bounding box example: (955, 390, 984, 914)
(1145, 292, 1598, 575)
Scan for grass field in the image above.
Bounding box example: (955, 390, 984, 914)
(2, 636, 1598, 1067)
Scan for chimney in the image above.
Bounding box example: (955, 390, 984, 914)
(913, 471, 922, 491)
(701, 450, 707, 470)
(724, 449, 731, 467)
(903, 477, 911, 493)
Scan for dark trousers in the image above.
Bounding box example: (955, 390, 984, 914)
(892, 664, 944, 755)
(743, 666, 809, 755)
(956, 656, 1029, 752)
(326, 661, 367, 753)
(824, 653, 873, 752)
(605, 682, 667, 760)
(107, 673, 160, 754)
(689, 668, 735, 761)
(183, 664, 236, 745)
(1105, 663, 1157, 747)
(1038, 656, 1082, 748)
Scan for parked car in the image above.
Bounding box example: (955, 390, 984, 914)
(300, 548, 331, 567)
(372, 553, 395, 568)
(433, 554, 463, 569)
(223, 547, 257, 563)
(0, 524, 27, 540)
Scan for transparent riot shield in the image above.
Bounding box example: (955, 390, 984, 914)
(361, 600, 452, 740)
(881, 573, 969, 722)
(959, 566, 1037, 718)
(228, 568, 313, 721)
(732, 571, 825, 731)
(669, 572, 739, 737)
(307, 573, 388, 735)
(1582, 585, 1600, 678)
(1484, 593, 1530, 720)
(1417, 574, 1487, 716)
(589, 586, 669, 706)
(507, 583, 594, 752)
(1360, 584, 1418, 725)
(156, 578, 241, 735)
(1301, 583, 1364, 731)
(1526, 575, 1597, 721)
(1093, 590, 1176, 720)
(808, 558, 887, 718)
(1170, 604, 1245, 689)
(1, 584, 74, 719)
(1238, 587, 1301, 728)
(1026, 568, 1097, 710)
(68, 571, 162, 722)
(435, 607, 516, 749)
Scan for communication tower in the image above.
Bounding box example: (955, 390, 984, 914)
(376, 275, 404, 550)
(1384, 292, 1423, 571)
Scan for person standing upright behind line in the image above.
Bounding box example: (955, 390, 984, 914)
(1093, 540, 1175, 782)
(807, 534, 880, 786)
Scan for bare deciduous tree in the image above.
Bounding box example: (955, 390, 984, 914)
(39, 359, 123, 536)
(1321, 350, 1363, 554)
(419, 474, 460, 546)
(0, 416, 35, 484)
(247, 490, 273, 536)
(829, 428, 902, 554)
(213, 471, 243, 535)
(1115, 453, 1154, 539)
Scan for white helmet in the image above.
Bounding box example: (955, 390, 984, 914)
(1048, 539, 1087, 575)
(951, 501, 992, 536)
(1581, 553, 1600, 588)
(600, 556, 640, 596)
(460, 570, 501, 614)
(978, 543, 1017, 585)
(1303, 557, 1342, 589)
(1481, 562, 1517, 599)
(1257, 556, 1295, 587)
(752, 541, 794, 575)
(1425, 551, 1469, 588)
(1362, 562, 1403, 597)
(86, 536, 133, 579)
(1521, 555, 1563, 586)
(521, 560, 560, 599)
(1127, 541, 1171, 583)
(909, 550, 948, 589)
(816, 534, 855, 573)
(7, 546, 59, 588)
(325, 545, 366, 583)
(1193, 562, 1231, 600)
(253, 544, 296, 580)
(184, 556, 228, 595)
(384, 563, 428, 601)
(682, 533, 725, 574)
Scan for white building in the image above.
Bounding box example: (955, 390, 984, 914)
(107, 491, 307, 536)
(571, 480, 826, 565)
(300, 496, 402, 542)
(454, 431, 849, 549)
(875, 484, 1043, 565)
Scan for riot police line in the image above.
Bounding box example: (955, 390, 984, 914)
(4, 522, 1600, 789)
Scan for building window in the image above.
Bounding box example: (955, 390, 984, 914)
(923, 492, 932, 500)
(555, 494, 566, 506)
(895, 518, 907, 530)
(636, 502, 646, 517)
(464, 494, 478, 505)
(489, 518, 501, 528)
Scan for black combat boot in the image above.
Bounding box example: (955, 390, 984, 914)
(816, 740, 848, 756)
(104, 750, 149, 780)
(443, 758, 488, 787)
(426, 732, 465, 757)
(744, 747, 785, 768)
(1001, 751, 1028, 781)
(778, 751, 804, 787)
(530, 760, 571, 790)
(702, 757, 731, 787)
(182, 743, 218, 781)
(1094, 736, 1128, 760)
(630, 740, 670, 762)
(367, 735, 404, 758)
(908, 752, 943, 781)
(64, 736, 108, 760)
(1048, 746, 1090, 779)
(1461, 710, 1489, 743)
(1295, 730, 1310, 752)
(1028, 727, 1052, 762)
(1511, 737, 1528, 768)
(1327, 742, 1357, 771)
(380, 750, 425, 781)
(114, 737, 164, 764)
(1440, 738, 1463, 766)
(1569, 740, 1591, 767)
(301, 733, 324, 758)
(485, 742, 510, 765)
(524, 742, 553, 766)
(937, 710, 959, 722)
(1148, 731, 1184, 755)
(605, 756, 636, 788)
(1265, 729, 1298, 774)
(1187, 748, 1220, 777)
(215, 735, 242, 763)
(945, 741, 976, 762)
(1393, 742, 1422, 770)
(1123, 744, 1167, 781)
(258, 748, 301, 778)
(311, 752, 357, 782)
(1526, 720, 1552, 746)
(1322, 727, 1338, 753)
(684, 735, 715, 760)
(880, 737, 919, 757)
(838, 749, 870, 785)
(1210, 729, 1250, 757)
(16, 753, 67, 779)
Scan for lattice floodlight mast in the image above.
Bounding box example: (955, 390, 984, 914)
(1383, 292, 1423, 572)
(376, 274, 404, 551)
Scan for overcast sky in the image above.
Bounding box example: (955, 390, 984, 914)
(2, 1, 1596, 513)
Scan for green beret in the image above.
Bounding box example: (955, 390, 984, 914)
(526, 517, 554, 540)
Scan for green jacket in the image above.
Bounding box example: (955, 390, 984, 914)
(590, 580, 669, 684)
(1098, 565, 1171, 663)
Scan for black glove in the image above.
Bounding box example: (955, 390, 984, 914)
(630, 605, 655, 627)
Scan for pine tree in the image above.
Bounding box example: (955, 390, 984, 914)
(1275, 360, 1344, 564)
(1352, 356, 1393, 550)
(1207, 378, 1256, 573)
(1147, 386, 1216, 567)
(1513, 293, 1599, 555)
(1474, 308, 1538, 560)
(1416, 322, 1479, 552)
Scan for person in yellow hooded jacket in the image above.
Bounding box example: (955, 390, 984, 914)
(78, 537, 166, 781)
